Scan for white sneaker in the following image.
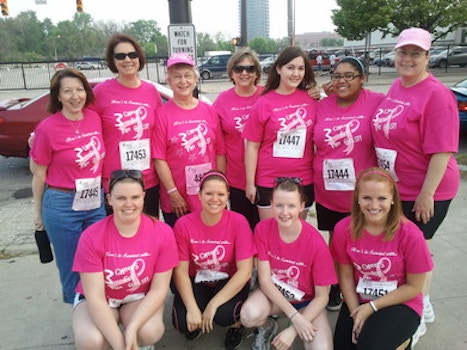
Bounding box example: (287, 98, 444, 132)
(423, 299, 435, 323)
(411, 320, 427, 348)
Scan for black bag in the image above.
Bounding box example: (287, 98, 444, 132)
(34, 230, 54, 263)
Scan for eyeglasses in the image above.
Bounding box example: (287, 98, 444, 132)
(395, 50, 427, 59)
(233, 65, 256, 74)
(109, 169, 143, 191)
(331, 73, 362, 81)
(275, 177, 302, 185)
(113, 51, 139, 61)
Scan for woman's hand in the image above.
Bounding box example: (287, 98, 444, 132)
(169, 191, 188, 217)
(307, 85, 321, 100)
(245, 183, 257, 205)
(186, 307, 203, 333)
(33, 211, 44, 230)
(289, 313, 317, 343)
(350, 303, 374, 344)
(413, 191, 434, 224)
(271, 326, 298, 350)
(123, 327, 139, 350)
(201, 302, 218, 333)
(321, 81, 333, 96)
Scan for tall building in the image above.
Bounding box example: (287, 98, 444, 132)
(243, 0, 270, 40)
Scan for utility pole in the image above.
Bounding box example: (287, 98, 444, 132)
(240, 0, 247, 47)
(168, 0, 192, 23)
(287, 0, 295, 46)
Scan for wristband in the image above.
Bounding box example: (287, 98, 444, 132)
(166, 187, 178, 194)
(289, 311, 299, 320)
(369, 301, 378, 313)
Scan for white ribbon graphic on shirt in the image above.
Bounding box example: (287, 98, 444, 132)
(115, 106, 148, 140)
(75, 136, 103, 172)
(324, 119, 361, 154)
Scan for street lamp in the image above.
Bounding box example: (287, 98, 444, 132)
(54, 35, 61, 61)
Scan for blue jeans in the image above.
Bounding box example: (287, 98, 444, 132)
(42, 188, 106, 304)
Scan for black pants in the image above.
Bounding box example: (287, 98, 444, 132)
(334, 302, 420, 350)
(229, 187, 260, 231)
(402, 199, 452, 239)
(171, 277, 249, 334)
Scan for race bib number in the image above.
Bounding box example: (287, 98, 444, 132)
(185, 162, 212, 195)
(323, 158, 356, 191)
(271, 274, 304, 301)
(375, 147, 399, 182)
(119, 139, 150, 171)
(273, 128, 306, 158)
(72, 176, 101, 211)
(195, 269, 229, 283)
(356, 277, 398, 301)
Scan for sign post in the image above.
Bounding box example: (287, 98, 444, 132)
(168, 24, 197, 61)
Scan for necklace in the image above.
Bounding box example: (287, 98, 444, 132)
(66, 117, 83, 135)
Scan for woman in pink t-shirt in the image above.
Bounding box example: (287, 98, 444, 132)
(172, 171, 255, 349)
(241, 178, 336, 350)
(371, 28, 460, 327)
(72, 169, 178, 350)
(153, 54, 225, 228)
(93, 34, 163, 218)
(30, 68, 106, 304)
(213, 48, 263, 230)
(243, 46, 317, 220)
(315, 57, 385, 311)
(330, 168, 433, 349)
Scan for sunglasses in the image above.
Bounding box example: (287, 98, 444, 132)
(233, 65, 256, 74)
(113, 51, 139, 61)
(109, 169, 144, 191)
(275, 177, 302, 185)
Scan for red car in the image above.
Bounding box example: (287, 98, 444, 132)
(0, 78, 201, 158)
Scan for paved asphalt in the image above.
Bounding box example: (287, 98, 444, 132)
(1, 70, 467, 349)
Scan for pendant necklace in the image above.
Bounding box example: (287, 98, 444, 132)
(68, 118, 83, 135)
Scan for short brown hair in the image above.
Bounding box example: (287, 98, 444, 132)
(47, 68, 95, 113)
(105, 33, 146, 73)
(227, 48, 261, 85)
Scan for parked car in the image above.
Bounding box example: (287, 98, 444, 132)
(429, 46, 467, 68)
(450, 78, 467, 129)
(197, 54, 232, 80)
(0, 78, 209, 158)
(74, 61, 99, 70)
(260, 55, 277, 74)
(374, 51, 396, 67)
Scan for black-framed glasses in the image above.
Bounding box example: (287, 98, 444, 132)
(109, 169, 143, 191)
(275, 177, 302, 185)
(233, 65, 256, 74)
(330, 73, 362, 81)
(113, 51, 139, 61)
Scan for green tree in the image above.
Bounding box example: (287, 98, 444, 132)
(332, 0, 467, 41)
(248, 37, 278, 54)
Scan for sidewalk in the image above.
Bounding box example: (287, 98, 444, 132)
(1, 72, 467, 349)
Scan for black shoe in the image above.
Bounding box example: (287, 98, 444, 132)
(326, 284, 343, 311)
(185, 329, 201, 340)
(224, 326, 245, 349)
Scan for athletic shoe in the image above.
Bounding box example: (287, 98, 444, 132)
(326, 284, 343, 311)
(224, 326, 246, 349)
(185, 329, 201, 340)
(411, 320, 427, 348)
(251, 317, 279, 350)
(423, 299, 436, 323)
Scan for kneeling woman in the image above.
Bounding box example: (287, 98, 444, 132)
(172, 171, 255, 349)
(330, 168, 433, 349)
(72, 170, 178, 350)
(240, 178, 336, 350)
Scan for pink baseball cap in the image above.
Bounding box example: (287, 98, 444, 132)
(167, 53, 195, 68)
(395, 27, 432, 51)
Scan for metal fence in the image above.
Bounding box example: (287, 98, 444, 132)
(0, 58, 169, 91)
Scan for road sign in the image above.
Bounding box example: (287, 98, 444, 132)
(168, 24, 197, 60)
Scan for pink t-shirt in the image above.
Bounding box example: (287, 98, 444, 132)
(255, 218, 337, 303)
(92, 79, 162, 192)
(213, 86, 264, 190)
(314, 89, 385, 212)
(152, 100, 226, 213)
(243, 89, 317, 187)
(371, 74, 460, 200)
(174, 209, 256, 278)
(31, 109, 105, 189)
(331, 216, 434, 316)
(73, 215, 178, 301)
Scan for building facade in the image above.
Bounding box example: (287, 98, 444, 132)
(243, 0, 270, 40)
